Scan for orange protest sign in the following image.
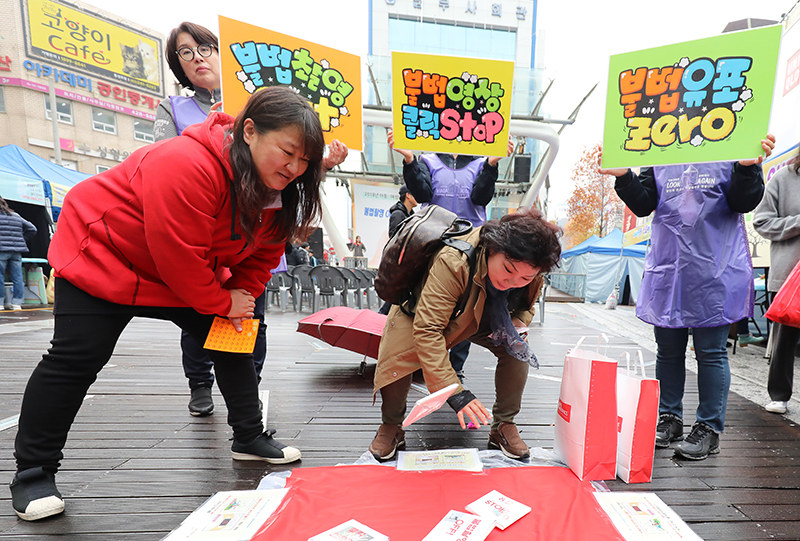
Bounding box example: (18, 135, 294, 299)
(219, 16, 362, 150)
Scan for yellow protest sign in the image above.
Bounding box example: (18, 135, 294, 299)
(218, 16, 362, 150)
(391, 51, 514, 158)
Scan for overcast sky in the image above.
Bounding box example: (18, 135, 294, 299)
(83, 0, 792, 219)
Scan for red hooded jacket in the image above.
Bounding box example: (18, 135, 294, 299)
(49, 113, 284, 316)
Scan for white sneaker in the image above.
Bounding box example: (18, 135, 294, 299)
(765, 401, 788, 414)
(10, 304, 22, 310)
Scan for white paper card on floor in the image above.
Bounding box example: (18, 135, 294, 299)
(593, 492, 703, 541)
(421, 509, 495, 541)
(163, 489, 288, 541)
(553, 335, 618, 480)
(464, 489, 531, 530)
(616, 351, 660, 484)
(307, 519, 389, 541)
(396, 448, 482, 472)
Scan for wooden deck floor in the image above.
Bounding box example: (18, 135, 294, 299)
(0, 304, 799, 540)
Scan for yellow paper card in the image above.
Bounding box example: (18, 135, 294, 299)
(203, 317, 259, 354)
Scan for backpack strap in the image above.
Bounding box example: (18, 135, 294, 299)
(400, 237, 478, 320)
(442, 238, 477, 320)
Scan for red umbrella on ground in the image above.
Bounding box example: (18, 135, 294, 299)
(297, 307, 387, 369)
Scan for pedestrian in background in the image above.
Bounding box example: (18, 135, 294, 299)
(388, 184, 418, 238)
(753, 150, 800, 415)
(599, 134, 775, 460)
(0, 196, 37, 310)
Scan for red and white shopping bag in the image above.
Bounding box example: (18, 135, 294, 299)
(616, 351, 660, 484)
(553, 336, 618, 481)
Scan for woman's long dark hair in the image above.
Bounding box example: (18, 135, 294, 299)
(480, 207, 562, 273)
(165, 22, 219, 91)
(0, 196, 11, 216)
(227, 87, 325, 243)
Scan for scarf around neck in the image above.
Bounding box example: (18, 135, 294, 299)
(485, 278, 539, 368)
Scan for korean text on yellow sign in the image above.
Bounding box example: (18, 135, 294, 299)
(24, 0, 163, 96)
(219, 16, 362, 151)
(391, 51, 514, 158)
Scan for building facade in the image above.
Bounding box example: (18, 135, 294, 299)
(0, 0, 175, 176)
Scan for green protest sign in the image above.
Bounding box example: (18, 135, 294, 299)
(601, 25, 781, 169)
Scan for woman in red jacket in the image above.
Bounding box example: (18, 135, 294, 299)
(10, 87, 324, 521)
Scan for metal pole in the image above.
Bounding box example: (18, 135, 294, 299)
(49, 74, 62, 165)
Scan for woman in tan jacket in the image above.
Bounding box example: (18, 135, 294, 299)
(370, 208, 562, 461)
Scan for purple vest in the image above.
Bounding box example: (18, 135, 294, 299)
(420, 154, 487, 226)
(170, 96, 207, 136)
(636, 162, 753, 328)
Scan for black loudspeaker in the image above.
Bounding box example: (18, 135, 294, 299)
(307, 227, 323, 260)
(514, 155, 531, 183)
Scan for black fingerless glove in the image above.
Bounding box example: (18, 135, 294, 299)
(447, 390, 477, 412)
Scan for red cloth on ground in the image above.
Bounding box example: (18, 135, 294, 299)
(253, 465, 624, 540)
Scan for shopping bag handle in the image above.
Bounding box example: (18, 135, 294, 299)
(636, 350, 646, 377)
(573, 334, 609, 354)
(620, 352, 631, 371)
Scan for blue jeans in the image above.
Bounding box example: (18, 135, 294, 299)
(449, 340, 470, 372)
(654, 325, 730, 433)
(0, 251, 24, 305)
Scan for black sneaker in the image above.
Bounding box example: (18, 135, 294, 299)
(10, 467, 64, 521)
(231, 429, 301, 464)
(188, 387, 214, 417)
(655, 413, 683, 448)
(675, 422, 720, 460)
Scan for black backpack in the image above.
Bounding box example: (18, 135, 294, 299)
(375, 205, 477, 318)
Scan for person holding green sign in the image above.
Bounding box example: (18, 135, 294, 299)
(598, 134, 775, 460)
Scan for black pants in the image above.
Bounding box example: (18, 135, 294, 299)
(768, 321, 800, 402)
(181, 290, 267, 390)
(14, 279, 263, 474)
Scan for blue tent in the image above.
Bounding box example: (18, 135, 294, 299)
(0, 144, 89, 220)
(559, 229, 648, 303)
(560, 234, 600, 258)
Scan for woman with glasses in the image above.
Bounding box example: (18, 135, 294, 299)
(155, 21, 222, 140)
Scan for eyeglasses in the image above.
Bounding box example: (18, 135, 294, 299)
(176, 44, 215, 62)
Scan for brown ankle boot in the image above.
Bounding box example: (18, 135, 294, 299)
(368, 424, 405, 461)
(489, 422, 530, 459)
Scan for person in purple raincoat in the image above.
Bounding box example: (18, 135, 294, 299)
(599, 134, 775, 461)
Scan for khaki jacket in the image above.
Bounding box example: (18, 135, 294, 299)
(373, 228, 544, 396)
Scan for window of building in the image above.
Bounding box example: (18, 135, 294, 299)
(388, 17, 516, 62)
(133, 119, 154, 143)
(92, 107, 117, 134)
(44, 95, 73, 124)
(96, 165, 111, 174)
(0, 87, 6, 113)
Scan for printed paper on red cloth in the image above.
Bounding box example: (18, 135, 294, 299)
(251, 465, 625, 541)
